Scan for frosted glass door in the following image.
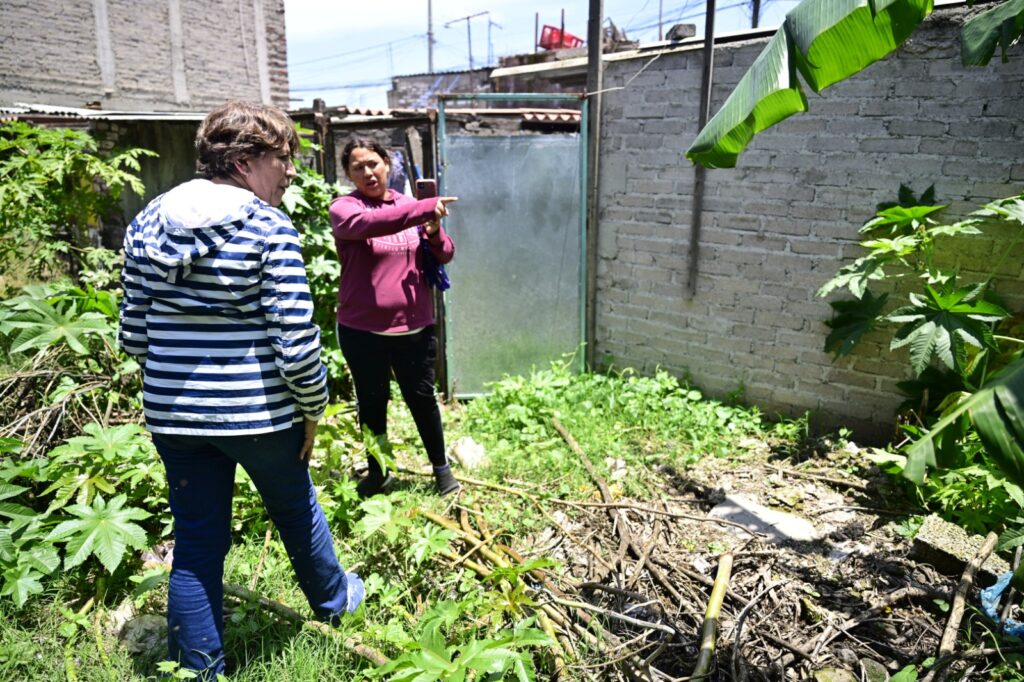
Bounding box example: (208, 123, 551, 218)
(442, 134, 583, 396)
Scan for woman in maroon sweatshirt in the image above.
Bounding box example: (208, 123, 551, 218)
(329, 138, 460, 497)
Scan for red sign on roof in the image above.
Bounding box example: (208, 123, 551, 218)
(538, 25, 584, 50)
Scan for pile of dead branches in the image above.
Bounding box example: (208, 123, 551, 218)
(0, 345, 140, 457)
(408, 417, 1017, 680)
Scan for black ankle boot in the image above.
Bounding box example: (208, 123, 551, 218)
(434, 465, 461, 496)
(357, 470, 395, 498)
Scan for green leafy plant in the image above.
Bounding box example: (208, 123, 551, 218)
(0, 422, 165, 607)
(819, 189, 1022, 418)
(821, 188, 1024, 582)
(0, 505, 60, 607)
(45, 493, 150, 574)
(0, 282, 142, 461)
(463, 359, 768, 498)
(0, 121, 154, 285)
(0, 290, 113, 356)
(686, 0, 1023, 167)
(369, 602, 550, 682)
(43, 422, 165, 514)
(887, 281, 1005, 377)
(353, 498, 415, 544)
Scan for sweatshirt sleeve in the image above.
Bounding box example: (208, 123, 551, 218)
(426, 225, 455, 265)
(118, 218, 150, 359)
(330, 194, 439, 241)
(259, 210, 329, 420)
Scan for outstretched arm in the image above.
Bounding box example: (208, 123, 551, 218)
(330, 195, 440, 241)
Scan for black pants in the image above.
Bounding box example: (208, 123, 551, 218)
(337, 324, 446, 472)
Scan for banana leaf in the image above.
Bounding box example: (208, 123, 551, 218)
(961, 0, 1024, 65)
(904, 357, 1024, 487)
(686, 0, 934, 167)
(686, 30, 808, 169)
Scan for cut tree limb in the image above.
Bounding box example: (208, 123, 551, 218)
(223, 583, 388, 666)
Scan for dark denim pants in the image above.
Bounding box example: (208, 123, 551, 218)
(153, 421, 362, 678)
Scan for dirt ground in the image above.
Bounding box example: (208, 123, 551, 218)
(517, 434, 1022, 681)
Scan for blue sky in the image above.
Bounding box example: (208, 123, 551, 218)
(284, 0, 798, 109)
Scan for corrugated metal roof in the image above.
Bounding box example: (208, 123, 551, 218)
(294, 105, 580, 125)
(521, 110, 579, 124)
(1, 103, 207, 122)
(490, 26, 779, 80)
(445, 108, 580, 124)
(1, 103, 581, 127)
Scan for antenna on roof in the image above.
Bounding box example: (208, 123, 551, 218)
(444, 11, 489, 71)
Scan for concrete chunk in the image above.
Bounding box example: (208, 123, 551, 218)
(909, 514, 1009, 578)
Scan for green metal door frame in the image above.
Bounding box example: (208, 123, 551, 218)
(436, 93, 589, 391)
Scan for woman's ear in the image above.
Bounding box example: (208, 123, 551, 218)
(232, 156, 251, 177)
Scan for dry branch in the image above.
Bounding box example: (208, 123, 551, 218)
(938, 530, 1000, 655)
(222, 582, 388, 666)
(691, 552, 734, 680)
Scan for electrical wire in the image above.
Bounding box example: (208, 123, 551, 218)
(290, 33, 425, 67)
(294, 40, 423, 75)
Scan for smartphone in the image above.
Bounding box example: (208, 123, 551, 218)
(415, 179, 437, 200)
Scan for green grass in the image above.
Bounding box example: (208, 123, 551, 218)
(0, 360, 800, 680)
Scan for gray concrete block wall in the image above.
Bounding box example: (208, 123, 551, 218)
(0, 0, 288, 110)
(388, 69, 494, 109)
(595, 5, 1024, 439)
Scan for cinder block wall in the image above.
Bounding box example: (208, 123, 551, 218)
(388, 69, 493, 109)
(0, 0, 289, 110)
(595, 5, 1024, 439)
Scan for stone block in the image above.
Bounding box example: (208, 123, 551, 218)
(910, 514, 1009, 578)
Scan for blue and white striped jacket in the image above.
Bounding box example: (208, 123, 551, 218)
(119, 179, 328, 435)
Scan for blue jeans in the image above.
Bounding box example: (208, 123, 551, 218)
(153, 422, 363, 678)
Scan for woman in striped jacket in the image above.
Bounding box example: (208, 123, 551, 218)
(119, 100, 363, 679)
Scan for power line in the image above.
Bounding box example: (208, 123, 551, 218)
(628, 0, 769, 34)
(296, 40, 422, 75)
(290, 34, 424, 67)
(290, 78, 393, 93)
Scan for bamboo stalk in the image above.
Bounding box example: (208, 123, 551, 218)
(537, 609, 566, 680)
(691, 552, 735, 680)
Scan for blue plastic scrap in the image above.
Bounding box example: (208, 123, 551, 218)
(981, 571, 1024, 637)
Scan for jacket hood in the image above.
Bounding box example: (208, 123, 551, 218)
(143, 179, 260, 281)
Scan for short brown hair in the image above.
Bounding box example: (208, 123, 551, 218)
(195, 101, 299, 179)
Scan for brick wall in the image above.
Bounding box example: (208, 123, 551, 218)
(595, 5, 1024, 438)
(0, 0, 289, 110)
(388, 69, 493, 109)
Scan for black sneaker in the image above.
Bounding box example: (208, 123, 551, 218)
(434, 467, 461, 496)
(357, 471, 395, 499)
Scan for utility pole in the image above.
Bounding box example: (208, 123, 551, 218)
(428, 0, 434, 72)
(659, 0, 663, 40)
(585, 0, 604, 369)
(445, 11, 488, 71)
(751, 0, 761, 28)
